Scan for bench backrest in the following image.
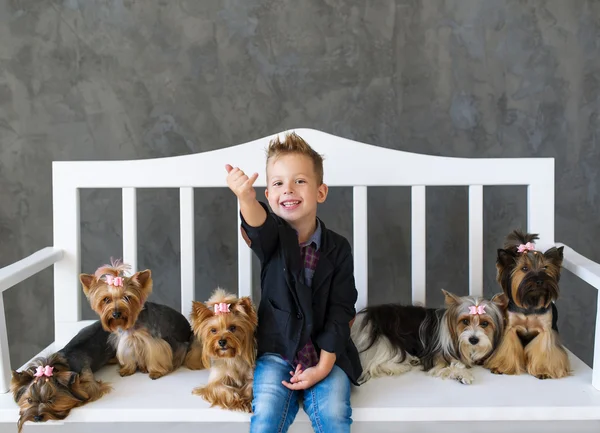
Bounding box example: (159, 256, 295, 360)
(52, 128, 555, 343)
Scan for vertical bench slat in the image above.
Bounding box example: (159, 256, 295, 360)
(411, 186, 426, 306)
(238, 202, 252, 298)
(353, 186, 368, 312)
(468, 185, 483, 298)
(528, 180, 555, 248)
(180, 188, 195, 318)
(53, 178, 81, 345)
(122, 188, 138, 273)
(0, 295, 10, 393)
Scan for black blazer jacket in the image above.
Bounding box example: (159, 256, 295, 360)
(240, 201, 363, 386)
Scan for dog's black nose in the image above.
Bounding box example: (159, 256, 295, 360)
(536, 280, 543, 286)
(218, 339, 227, 348)
(469, 336, 479, 345)
(112, 311, 121, 319)
(33, 415, 42, 422)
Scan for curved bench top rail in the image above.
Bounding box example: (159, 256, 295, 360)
(52, 128, 554, 188)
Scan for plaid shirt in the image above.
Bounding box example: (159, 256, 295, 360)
(288, 220, 322, 371)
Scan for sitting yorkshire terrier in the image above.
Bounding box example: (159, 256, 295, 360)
(189, 288, 257, 413)
(11, 321, 115, 432)
(79, 259, 201, 380)
(351, 289, 506, 385)
(484, 230, 570, 379)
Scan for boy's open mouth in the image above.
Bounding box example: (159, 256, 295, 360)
(280, 200, 301, 209)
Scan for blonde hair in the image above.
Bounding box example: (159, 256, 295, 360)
(266, 132, 324, 184)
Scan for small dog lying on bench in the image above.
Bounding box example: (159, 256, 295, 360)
(11, 321, 115, 432)
(351, 289, 507, 385)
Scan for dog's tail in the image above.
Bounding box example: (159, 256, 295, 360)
(504, 229, 539, 251)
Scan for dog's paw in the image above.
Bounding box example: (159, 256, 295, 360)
(118, 367, 136, 377)
(455, 373, 473, 385)
(192, 386, 207, 397)
(149, 371, 164, 380)
(242, 401, 253, 413)
(430, 362, 473, 384)
(356, 372, 371, 385)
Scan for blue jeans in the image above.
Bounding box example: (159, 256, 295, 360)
(250, 353, 352, 433)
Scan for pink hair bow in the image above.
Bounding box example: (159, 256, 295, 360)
(34, 365, 54, 379)
(517, 242, 536, 253)
(214, 303, 231, 315)
(105, 275, 123, 287)
(469, 305, 486, 315)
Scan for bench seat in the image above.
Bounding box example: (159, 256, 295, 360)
(1, 321, 599, 432)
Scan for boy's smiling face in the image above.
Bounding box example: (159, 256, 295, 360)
(265, 153, 328, 227)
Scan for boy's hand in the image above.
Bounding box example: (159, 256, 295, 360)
(225, 164, 259, 205)
(282, 364, 330, 391)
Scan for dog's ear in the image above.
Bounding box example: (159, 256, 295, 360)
(490, 292, 509, 311)
(190, 300, 213, 324)
(130, 270, 153, 303)
(441, 289, 461, 307)
(497, 248, 516, 268)
(54, 370, 79, 388)
(544, 246, 564, 266)
(234, 297, 258, 327)
(79, 274, 95, 297)
(10, 370, 33, 401)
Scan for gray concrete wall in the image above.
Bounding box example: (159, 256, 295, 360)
(1, 0, 598, 369)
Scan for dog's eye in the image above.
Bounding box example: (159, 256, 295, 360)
(229, 325, 236, 333)
(462, 319, 469, 325)
(481, 321, 489, 328)
(210, 328, 216, 334)
(522, 266, 528, 272)
(47, 398, 54, 404)
(27, 398, 32, 404)
(103, 297, 111, 304)
(123, 296, 130, 302)
(544, 265, 548, 270)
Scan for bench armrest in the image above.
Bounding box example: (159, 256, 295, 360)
(0, 247, 64, 293)
(558, 243, 600, 290)
(558, 242, 600, 390)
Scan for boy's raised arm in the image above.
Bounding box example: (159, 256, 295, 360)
(225, 164, 266, 227)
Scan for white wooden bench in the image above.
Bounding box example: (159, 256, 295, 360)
(1, 128, 600, 433)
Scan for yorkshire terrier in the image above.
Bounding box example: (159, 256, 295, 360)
(484, 230, 570, 379)
(11, 321, 115, 432)
(79, 259, 202, 380)
(351, 289, 506, 385)
(189, 288, 258, 413)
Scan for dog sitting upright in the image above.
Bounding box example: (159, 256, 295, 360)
(11, 321, 115, 432)
(80, 259, 198, 380)
(190, 288, 258, 413)
(484, 230, 570, 379)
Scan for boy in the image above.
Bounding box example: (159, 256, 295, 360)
(225, 132, 362, 433)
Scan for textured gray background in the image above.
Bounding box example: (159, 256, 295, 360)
(0, 0, 598, 370)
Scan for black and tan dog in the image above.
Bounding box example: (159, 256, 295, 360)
(11, 321, 115, 432)
(484, 230, 571, 379)
(80, 259, 203, 380)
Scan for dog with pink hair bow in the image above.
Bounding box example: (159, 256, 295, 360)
(351, 289, 507, 386)
(190, 287, 258, 412)
(485, 229, 570, 380)
(10, 321, 116, 432)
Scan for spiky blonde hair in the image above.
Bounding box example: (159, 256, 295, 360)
(266, 132, 324, 185)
